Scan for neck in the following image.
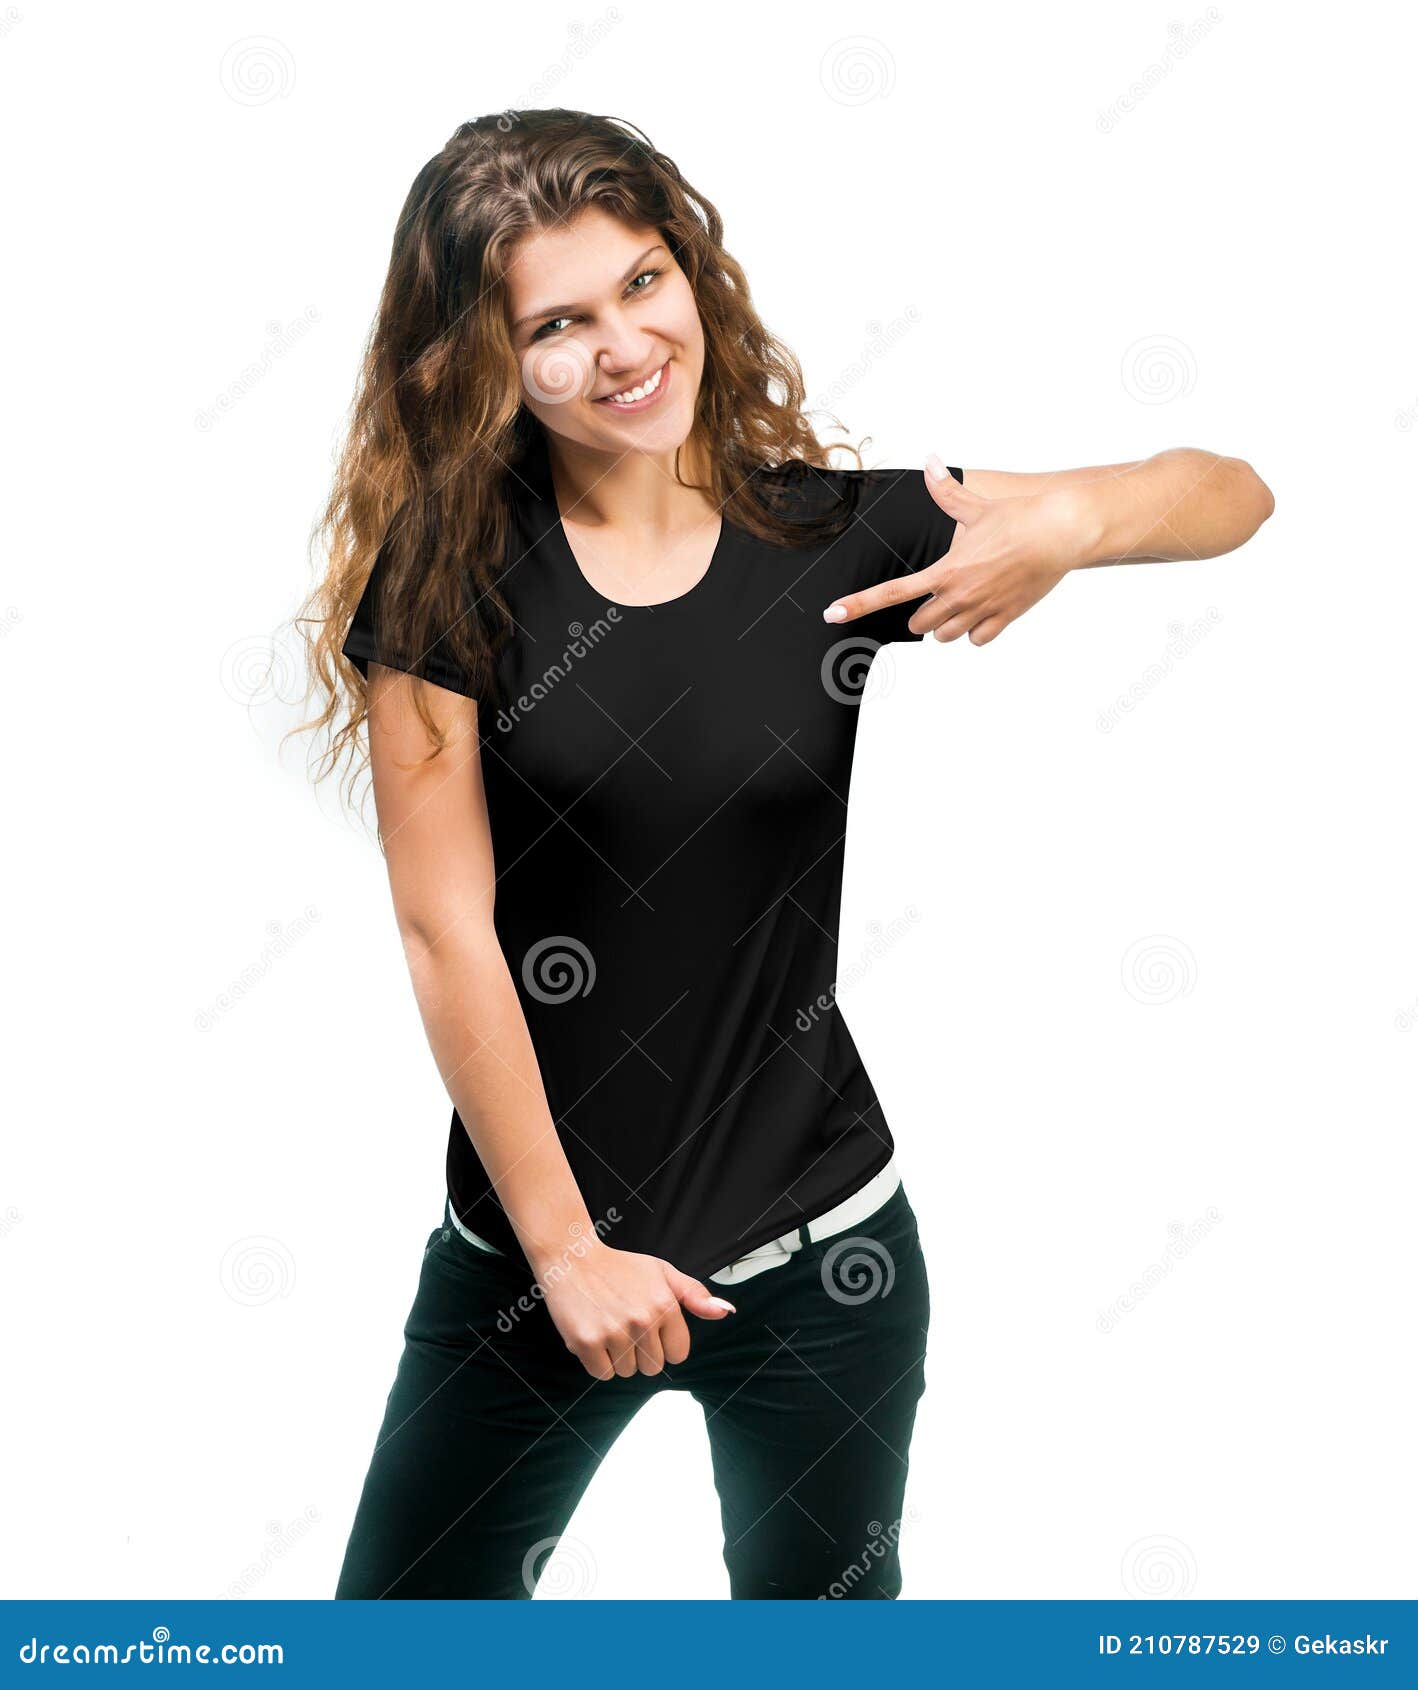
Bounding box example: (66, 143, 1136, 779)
(543, 431, 714, 534)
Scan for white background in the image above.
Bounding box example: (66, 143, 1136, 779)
(2, 0, 1413, 1603)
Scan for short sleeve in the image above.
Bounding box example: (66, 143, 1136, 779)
(852, 464, 964, 643)
(341, 532, 481, 699)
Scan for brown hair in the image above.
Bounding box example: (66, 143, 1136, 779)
(292, 108, 866, 797)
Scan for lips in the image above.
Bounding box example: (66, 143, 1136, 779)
(594, 358, 671, 412)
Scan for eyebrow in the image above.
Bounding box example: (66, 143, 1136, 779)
(510, 244, 668, 333)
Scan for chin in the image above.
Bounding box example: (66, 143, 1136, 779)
(589, 411, 695, 454)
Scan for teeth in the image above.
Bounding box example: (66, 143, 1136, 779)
(606, 363, 664, 405)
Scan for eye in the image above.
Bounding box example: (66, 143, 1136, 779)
(528, 270, 663, 342)
(531, 314, 574, 343)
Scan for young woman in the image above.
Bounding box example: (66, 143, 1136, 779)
(303, 109, 1273, 1600)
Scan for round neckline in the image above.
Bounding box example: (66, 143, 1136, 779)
(543, 485, 733, 615)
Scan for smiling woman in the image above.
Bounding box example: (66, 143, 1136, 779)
(504, 207, 730, 606)
(296, 113, 868, 772)
(291, 106, 1272, 1603)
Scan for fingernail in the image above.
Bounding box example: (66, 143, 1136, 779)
(711, 1298, 736, 1313)
(823, 604, 847, 623)
(926, 454, 948, 481)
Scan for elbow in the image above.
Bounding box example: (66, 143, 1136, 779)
(1232, 456, 1275, 531)
(396, 908, 500, 972)
(1174, 447, 1275, 538)
(1248, 462, 1276, 527)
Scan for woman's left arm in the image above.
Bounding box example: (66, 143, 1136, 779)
(964, 447, 1275, 568)
(825, 447, 1275, 645)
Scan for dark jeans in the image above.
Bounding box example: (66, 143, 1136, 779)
(335, 1181, 930, 1600)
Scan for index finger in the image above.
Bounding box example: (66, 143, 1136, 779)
(658, 1303, 692, 1367)
(823, 567, 938, 626)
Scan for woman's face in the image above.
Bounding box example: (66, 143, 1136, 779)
(505, 205, 704, 461)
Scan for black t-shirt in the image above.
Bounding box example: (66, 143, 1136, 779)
(343, 444, 963, 1281)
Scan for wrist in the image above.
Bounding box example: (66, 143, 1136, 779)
(1052, 481, 1110, 571)
(519, 1215, 603, 1279)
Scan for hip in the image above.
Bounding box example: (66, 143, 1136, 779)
(413, 1173, 930, 1398)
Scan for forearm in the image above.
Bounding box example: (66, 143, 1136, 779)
(401, 923, 595, 1275)
(1067, 447, 1274, 568)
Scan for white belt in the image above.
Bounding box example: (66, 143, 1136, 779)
(444, 1156, 902, 1287)
(706, 1157, 901, 1284)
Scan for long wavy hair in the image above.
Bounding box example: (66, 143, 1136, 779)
(293, 108, 867, 801)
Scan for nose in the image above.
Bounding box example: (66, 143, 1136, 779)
(595, 316, 660, 386)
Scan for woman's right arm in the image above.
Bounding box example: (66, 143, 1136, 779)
(362, 663, 735, 1378)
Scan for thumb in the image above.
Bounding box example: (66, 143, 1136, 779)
(663, 1263, 736, 1319)
(924, 455, 978, 520)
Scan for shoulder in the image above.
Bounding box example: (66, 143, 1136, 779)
(747, 460, 951, 540)
(748, 458, 925, 503)
(744, 459, 880, 524)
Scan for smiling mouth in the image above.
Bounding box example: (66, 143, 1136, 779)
(595, 359, 670, 411)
